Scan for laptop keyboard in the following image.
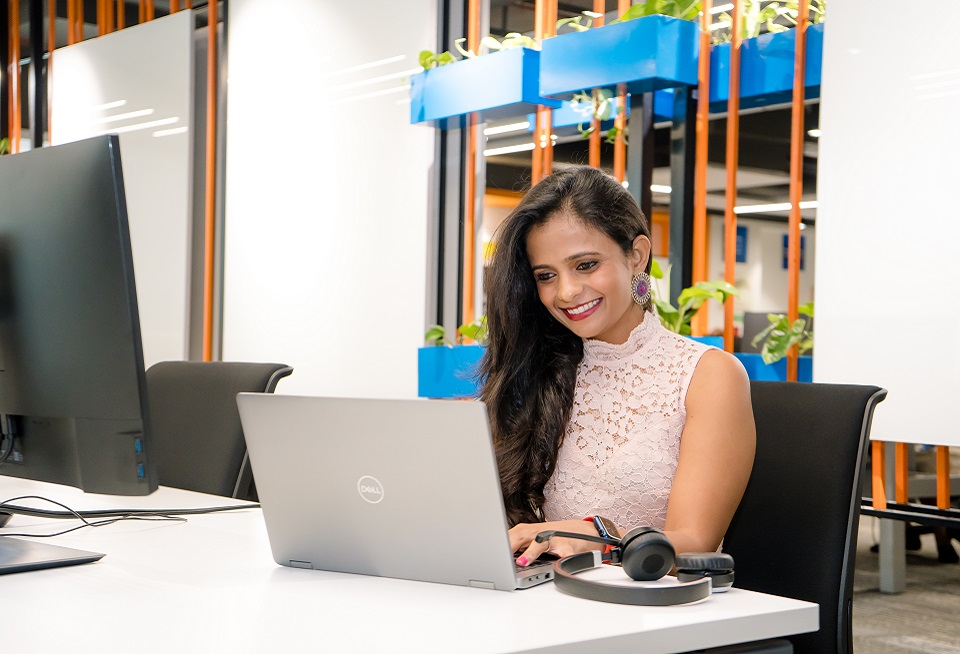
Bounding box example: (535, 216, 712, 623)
(515, 558, 555, 574)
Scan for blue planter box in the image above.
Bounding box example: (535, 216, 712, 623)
(526, 88, 675, 136)
(410, 48, 561, 128)
(710, 23, 824, 110)
(417, 346, 810, 398)
(734, 353, 812, 383)
(689, 335, 724, 348)
(540, 15, 700, 99)
(418, 345, 485, 398)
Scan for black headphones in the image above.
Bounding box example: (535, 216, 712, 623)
(535, 526, 734, 606)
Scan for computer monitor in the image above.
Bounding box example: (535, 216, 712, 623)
(0, 135, 157, 496)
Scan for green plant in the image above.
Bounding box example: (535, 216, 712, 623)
(0, 137, 8, 156)
(569, 88, 625, 144)
(713, 0, 825, 43)
(419, 32, 537, 71)
(751, 302, 813, 364)
(424, 316, 488, 346)
(649, 260, 739, 336)
(612, 0, 703, 23)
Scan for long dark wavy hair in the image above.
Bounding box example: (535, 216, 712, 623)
(480, 166, 652, 526)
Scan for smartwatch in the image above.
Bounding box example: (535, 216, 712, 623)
(585, 515, 621, 540)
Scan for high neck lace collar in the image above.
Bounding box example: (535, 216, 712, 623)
(582, 311, 662, 364)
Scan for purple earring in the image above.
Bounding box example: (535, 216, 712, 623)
(631, 271, 651, 307)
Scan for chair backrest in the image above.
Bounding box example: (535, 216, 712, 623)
(723, 381, 886, 654)
(146, 361, 293, 499)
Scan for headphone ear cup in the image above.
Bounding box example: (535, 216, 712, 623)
(675, 552, 735, 592)
(619, 527, 675, 581)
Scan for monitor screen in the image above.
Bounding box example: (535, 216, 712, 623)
(0, 135, 157, 495)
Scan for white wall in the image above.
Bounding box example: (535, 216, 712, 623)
(706, 216, 816, 335)
(224, 1, 436, 398)
(816, 3, 960, 445)
(51, 12, 195, 367)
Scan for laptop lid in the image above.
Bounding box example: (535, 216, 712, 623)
(237, 394, 540, 591)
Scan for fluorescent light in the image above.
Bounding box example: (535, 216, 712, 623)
(582, 10, 603, 18)
(327, 55, 406, 78)
(484, 121, 530, 136)
(330, 67, 421, 93)
(94, 100, 127, 111)
(710, 21, 731, 31)
(483, 143, 535, 157)
(153, 126, 188, 138)
(622, 182, 673, 193)
(103, 117, 178, 135)
(734, 201, 818, 214)
(711, 3, 734, 13)
(97, 108, 155, 124)
(333, 85, 408, 105)
(799, 223, 807, 230)
(807, 128, 821, 137)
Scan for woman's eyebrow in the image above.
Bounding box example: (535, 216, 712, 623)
(530, 251, 602, 271)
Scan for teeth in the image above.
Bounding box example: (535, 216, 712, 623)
(567, 299, 600, 315)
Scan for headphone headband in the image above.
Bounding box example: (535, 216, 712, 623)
(553, 551, 712, 606)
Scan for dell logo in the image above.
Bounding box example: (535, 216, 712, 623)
(357, 475, 384, 504)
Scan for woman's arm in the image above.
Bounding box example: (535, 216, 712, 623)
(662, 349, 756, 554)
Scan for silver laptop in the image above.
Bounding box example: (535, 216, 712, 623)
(236, 394, 554, 591)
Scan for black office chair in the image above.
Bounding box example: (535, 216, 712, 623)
(721, 381, 887, 654)
(146, 361, 293, 500)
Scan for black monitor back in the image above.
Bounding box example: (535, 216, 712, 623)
(0, 135, 157, 495)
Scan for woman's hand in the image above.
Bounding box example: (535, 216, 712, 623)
(509, 519, 605, 566)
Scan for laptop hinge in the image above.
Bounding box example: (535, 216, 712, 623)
(468, 579, 496, 590)
(289, 560, 313, 569)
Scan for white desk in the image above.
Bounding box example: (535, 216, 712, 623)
(0, 478, 817, 653)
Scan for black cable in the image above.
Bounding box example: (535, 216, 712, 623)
(0, 495, 260, 519)
(2, 515, 188, 538)
(0, 495, 191, 538)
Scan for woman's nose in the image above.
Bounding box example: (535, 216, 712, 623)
(556, 274, 582, 303)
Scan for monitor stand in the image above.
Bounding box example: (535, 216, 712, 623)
(0, 537, 104, 574)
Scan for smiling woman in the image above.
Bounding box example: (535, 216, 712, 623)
(479, 166, 755, 568)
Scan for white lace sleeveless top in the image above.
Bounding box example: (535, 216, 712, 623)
(542, 313, 711, 530)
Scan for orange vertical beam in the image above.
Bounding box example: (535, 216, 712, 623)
(894, 442, 909, 504)
(461, 0, 481, 330)
(171, 0, 181, 12)
(67, 0, 77, 45)
(531, 0, 545, 182)
(588, 0, 604, 168)
(105, 0, 114, 32)
(786, 0, 809, 381)
(97, 0, 106, 36)
(202, 0, 219, 361)
(691, 0, 712, 336)
(612, 0, 629, 183)
(117, 0, 125, 29)
(146, 0, 154, 21)
(722, 0, 742, 353)
(872, 441, 887, 510)
(75, 0, 84, 42)
(937, 446, 951, 509)
(9, 0, 20, 154)
(540, 1, 556, 177)
(186, 0, 193, 10)
(139, 0, 145, 23)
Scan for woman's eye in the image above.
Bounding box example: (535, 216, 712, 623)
(535, 272, 555, 283)
(576, 261, 598, 272)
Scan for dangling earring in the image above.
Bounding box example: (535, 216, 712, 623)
(631, 271, 651, 307)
